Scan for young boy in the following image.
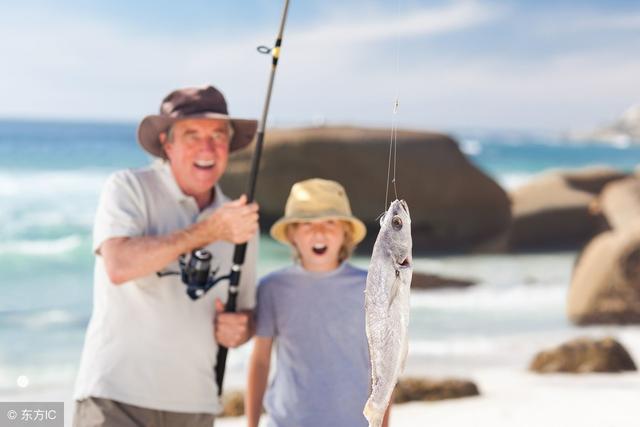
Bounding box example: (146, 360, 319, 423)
(246, 178, 391, 427)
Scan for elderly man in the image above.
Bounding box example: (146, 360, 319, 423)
(73, 86, 259, 426)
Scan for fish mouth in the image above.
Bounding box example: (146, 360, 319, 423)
(397, 254, 412, 268)
(399, 199, 409, 214)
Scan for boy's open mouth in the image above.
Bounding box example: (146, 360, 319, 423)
(312, 243, 328, 255)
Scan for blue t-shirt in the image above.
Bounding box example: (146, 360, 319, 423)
(256, 262, 370, 427)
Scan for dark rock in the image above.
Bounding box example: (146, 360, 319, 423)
(411, 272, 477, 290)
(221, 126, 510, 252)
(394, 377, 480, 403)
(529, 337, 637, 373)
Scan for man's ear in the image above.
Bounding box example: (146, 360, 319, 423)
(159, 132, 171, 159)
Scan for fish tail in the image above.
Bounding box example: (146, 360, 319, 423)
(363, 399, 384, 427)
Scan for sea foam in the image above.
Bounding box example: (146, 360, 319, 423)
(0, 235, 83, 256)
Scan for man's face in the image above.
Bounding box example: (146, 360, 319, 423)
(161, 118, 231, 199)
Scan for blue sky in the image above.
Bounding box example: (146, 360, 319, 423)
(1, 0, 639, 132)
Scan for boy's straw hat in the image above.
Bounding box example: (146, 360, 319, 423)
(270, 178, 367, 245)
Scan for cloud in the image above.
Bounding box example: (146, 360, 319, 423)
(291, 1, 500, 45)
(564, 12, 640, 31)
(0, 1, 500, 120)
(0, 0, 638, 132)
(534, 10, 640, 34)
(390, 53, 640, 131)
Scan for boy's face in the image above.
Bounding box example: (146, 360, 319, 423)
(288, 220, 347, 272)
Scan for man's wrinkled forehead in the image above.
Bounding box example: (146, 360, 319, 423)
(170, 118, 232, 134)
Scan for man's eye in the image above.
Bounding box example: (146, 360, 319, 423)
(185, 134, 200, 143)
(212, 131, 228, 141)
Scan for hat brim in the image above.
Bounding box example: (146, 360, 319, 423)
(137, 113, 258, 158)
(270, 215, 367, 246)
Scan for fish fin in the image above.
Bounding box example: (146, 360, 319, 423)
(388, 274, 401, 308)
(363, 400, 384, 427)
(400, 336, 409, 372)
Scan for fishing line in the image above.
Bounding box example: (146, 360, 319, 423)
(384, 0, 402, 210)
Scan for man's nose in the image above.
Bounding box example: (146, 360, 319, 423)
(196, 136, 219, 152)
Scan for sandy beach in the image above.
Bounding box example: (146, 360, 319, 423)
(6, 322, 640, 427)
(216, 370, 640, 427)
(23, 372, 640, 427)
(7, 359, 640, 427)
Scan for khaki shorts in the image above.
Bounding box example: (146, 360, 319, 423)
(73, 397, 215, 427)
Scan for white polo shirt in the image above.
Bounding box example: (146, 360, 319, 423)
(73, 160, 257, 414)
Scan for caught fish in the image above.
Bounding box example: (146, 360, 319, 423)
(363, 199, 413, 427)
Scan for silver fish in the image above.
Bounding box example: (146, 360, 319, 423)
(364, 199, 412, 427)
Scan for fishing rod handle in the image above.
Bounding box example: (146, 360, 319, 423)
(215, 346, 229, 395)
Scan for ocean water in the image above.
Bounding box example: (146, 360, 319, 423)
(1, 120, 640, 398)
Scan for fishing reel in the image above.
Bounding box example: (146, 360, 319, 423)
(157, 249, 231, 300)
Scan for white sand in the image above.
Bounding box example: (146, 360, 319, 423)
(4, 356, 639, 427)
(217, 370, 640, 427)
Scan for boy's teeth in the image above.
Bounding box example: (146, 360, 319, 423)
(313, 244, 327, 250)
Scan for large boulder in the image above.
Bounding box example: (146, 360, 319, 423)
(504, 167, 627, 250)
(568, 177, 640, 324)
(508, 173, 597, 249)
(563, 167, 629, 195)
(221, 127, 510, 252)
(598, 177, 640, 230)
(393, 377, 480, 403)
(529, 337, 636, 373)
(567, 224, 640, 324)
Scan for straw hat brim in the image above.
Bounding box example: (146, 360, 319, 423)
(270, 214, 367, 246)
(137, 113, 258, 158)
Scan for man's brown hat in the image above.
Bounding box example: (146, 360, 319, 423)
(137, 86, 258, 158)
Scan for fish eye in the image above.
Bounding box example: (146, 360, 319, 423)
(392, 216, 403, 231)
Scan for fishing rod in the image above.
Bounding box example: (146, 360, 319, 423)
(215, 0, 291, 396)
